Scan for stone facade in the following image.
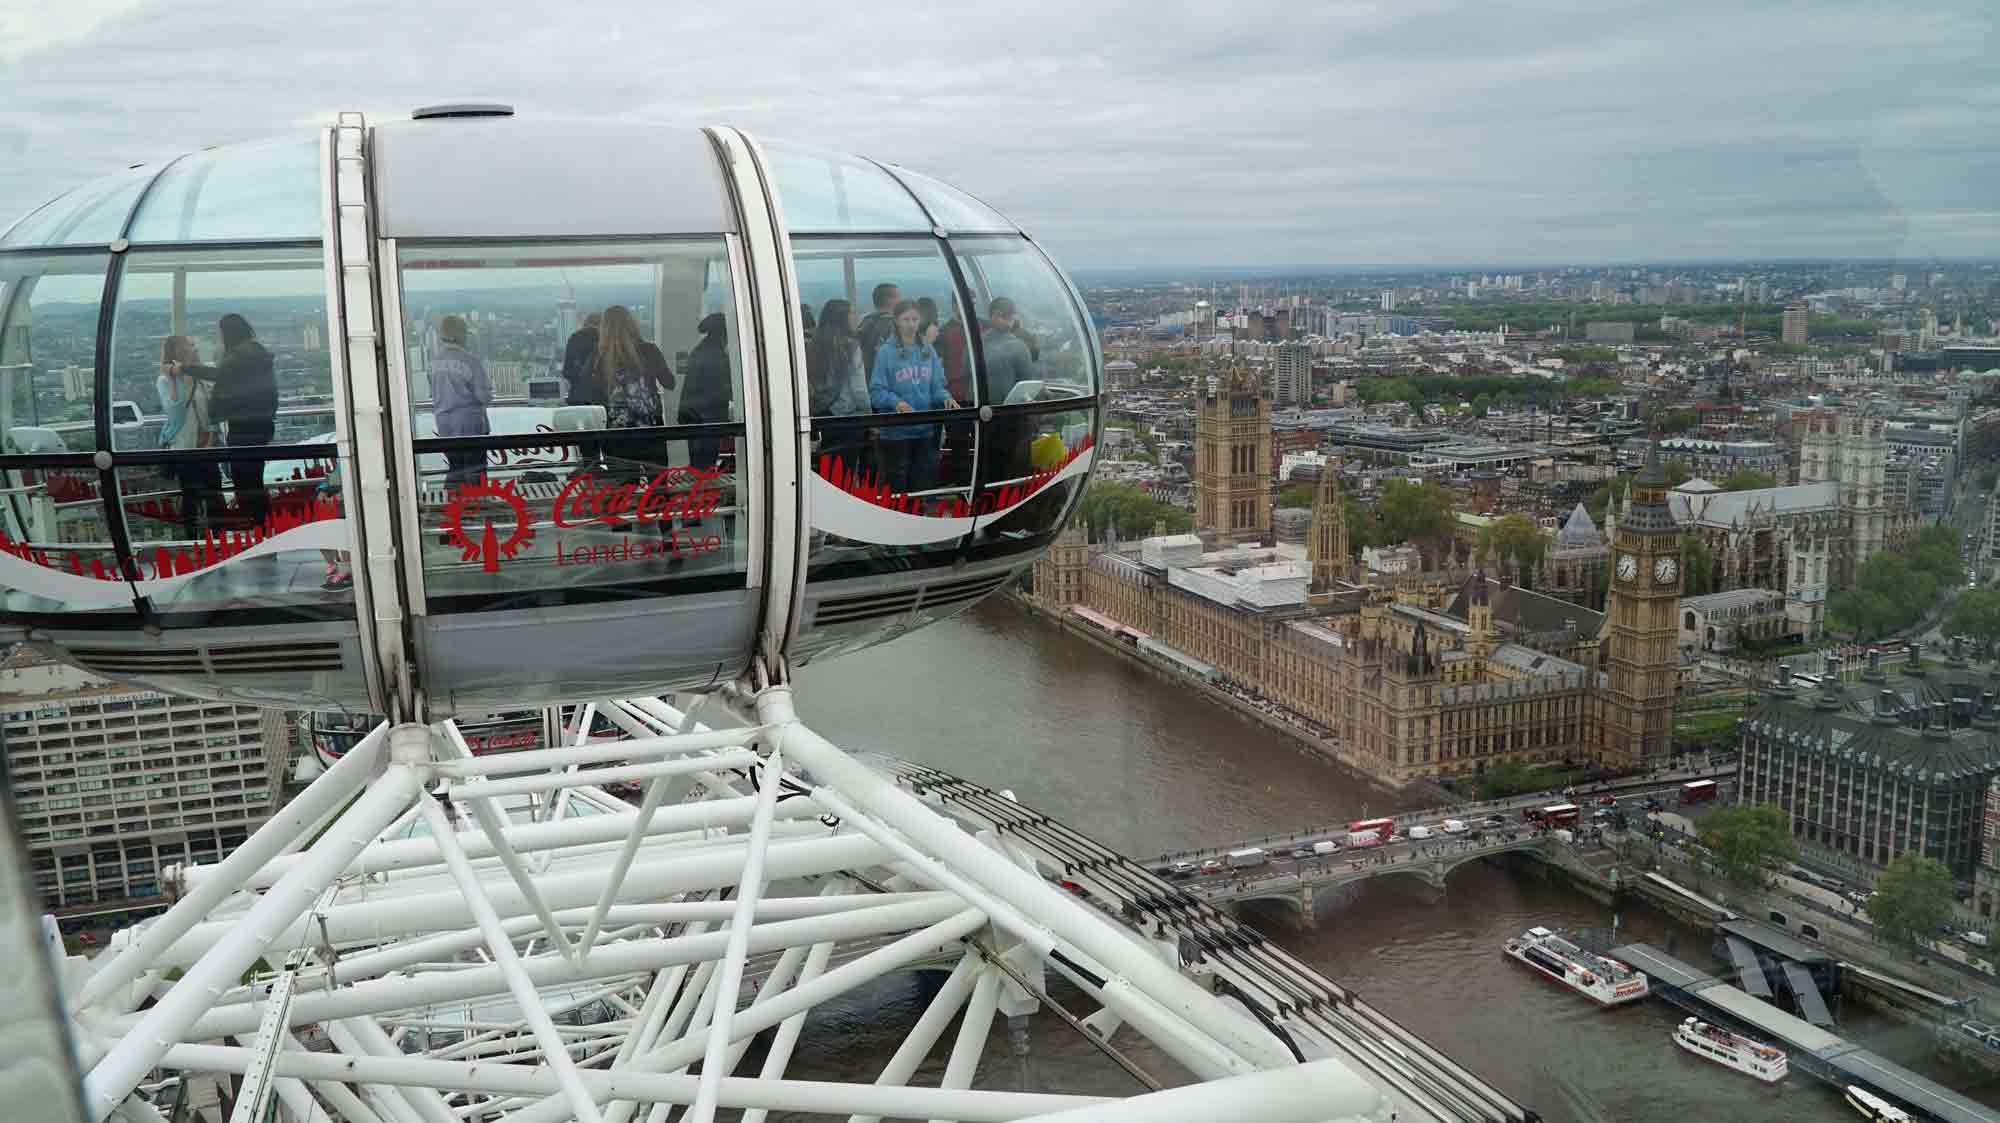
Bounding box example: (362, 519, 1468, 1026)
(1195, 367, 1272, 545)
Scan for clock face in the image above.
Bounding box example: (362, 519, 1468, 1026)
(1617, 554, 1638, 581)
(1655, 556, 1678, 584)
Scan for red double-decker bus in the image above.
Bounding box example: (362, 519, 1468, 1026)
(1524, 803, 1580, 826)
(1345, 818, 1396, 847)
(1680, 779, 1719, 804)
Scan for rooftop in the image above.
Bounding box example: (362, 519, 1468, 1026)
(1747, 662, 2000, 783)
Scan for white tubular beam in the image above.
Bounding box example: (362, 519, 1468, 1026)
(687, 745, 786, 1123)
(934, 963, 1003, 1122)
(268, 1079, 323, 1123)
(194, 794, 818, 892)
(285, 1032, 386, 1123)
(161, 832, 884, 961)
(430, 724, 762, 777)
(1043, 948, 1245, 1083)
(740, 888, 843, 1123)
(339, 1017, 459, 1123)
(750, 686, 1289, 1073)
(326, 1021, 428, 1123)
(154, 1042, 1105, 1122)
(77, 723, 388, 1010)
(448, 750, 757, 801)
(1013, 1059, 1378, 1122)
(506, 907, 986, 1123)
(168, 897, 962, 1041)
(82, 751, 423, 1122)
(577, 759, 682, 958)
(847, 952, 980, 1123)
(415, 797, 605, 1123)
(442, 722, 576, 964)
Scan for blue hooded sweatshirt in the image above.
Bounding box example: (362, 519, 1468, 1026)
(869, 338, 951, 441)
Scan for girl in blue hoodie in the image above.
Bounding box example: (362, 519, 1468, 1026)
(868, 299, 958, 494)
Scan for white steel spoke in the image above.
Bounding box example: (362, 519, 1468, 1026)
(417, 796, 605, 1123)
(686, 742, 786, 1123)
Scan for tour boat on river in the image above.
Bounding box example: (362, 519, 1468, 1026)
(1844, 1084, 1912, 1121)
(1671, 1017, 1787, 1082)
(1502, 925, 1650, 1005)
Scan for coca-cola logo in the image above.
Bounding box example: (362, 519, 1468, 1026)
(554, 465, 726, 528)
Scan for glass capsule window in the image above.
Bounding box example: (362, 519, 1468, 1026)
(882, 164, 1016, 233)
(125, 134, 323, 245)
(760, 140, 931, 234)
(394, 239, 749, 610)
(952, 236, 1097, 401)
(0, 164, 154, 250)
(0, 253, 106, 452)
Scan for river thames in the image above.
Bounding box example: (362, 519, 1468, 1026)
(780, 597, 1998, 1121)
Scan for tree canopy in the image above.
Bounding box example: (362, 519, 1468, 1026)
(1868, 850, 1956, 946)
(1076, 482, 1193, 543)
(1697, 802, 1797, 885)
(1681, 535, 1716, 596)
(1277, 483, 1315, 510)
(1718, 468, 1777, 492)
(1475, 513, 1549, 576)
(1828, 525, 1961, 639)
(1951, 588, 2000, 654)
(1374, 479, 1457, 565)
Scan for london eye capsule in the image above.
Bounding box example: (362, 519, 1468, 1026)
(0, 107, 1100, 718)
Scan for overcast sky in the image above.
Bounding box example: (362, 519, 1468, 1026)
(2, 0, 1994, 270)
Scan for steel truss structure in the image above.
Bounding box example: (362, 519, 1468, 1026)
(55, 684, 1392, 1123)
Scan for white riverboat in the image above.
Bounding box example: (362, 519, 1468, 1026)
(1671, 1017, 1787, 1082)
(1844, 1084, 1912, 1121)
(1502, 925, 1649, 1006)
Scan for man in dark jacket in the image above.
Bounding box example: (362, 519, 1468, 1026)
(678, 314, 733, 471)
(180, 313, 276, 529)
(856, 282, 900, 372)
(980, 297, 1041, 480)
(563, 312, 602, 405)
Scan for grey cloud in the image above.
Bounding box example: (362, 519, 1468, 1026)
(0, 0, 1993, 268)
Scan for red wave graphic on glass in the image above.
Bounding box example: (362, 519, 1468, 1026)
(0, 487, 344, 584)
(816, 433, 1092, 518)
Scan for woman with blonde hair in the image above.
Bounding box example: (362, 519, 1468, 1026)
(157, 335, 221, 539)
(596, 304, 675, 430)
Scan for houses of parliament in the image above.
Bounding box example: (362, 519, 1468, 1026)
(1032, 369, 1681, 788)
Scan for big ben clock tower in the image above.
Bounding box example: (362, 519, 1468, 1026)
(1602, 444, 1681, 769)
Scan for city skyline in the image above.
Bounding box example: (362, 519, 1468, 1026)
(2, 1, 1995, 269)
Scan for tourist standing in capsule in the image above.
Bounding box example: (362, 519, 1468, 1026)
(597, 305, 675, 431)
(679, 313, 732, 473)
(172, 313, 275, 531)
(809, 299, 871, 476)
(869, 299, 957, 495)
(429, 314, 492, 486)
(157, 335, 222, 541)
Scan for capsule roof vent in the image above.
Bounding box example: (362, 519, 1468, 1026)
(412, 102, 516, 120)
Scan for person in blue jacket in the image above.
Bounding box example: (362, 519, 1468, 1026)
(869, 299, 958, 494)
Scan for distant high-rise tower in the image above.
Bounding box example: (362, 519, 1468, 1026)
(1782, 300, 1809, 346)
(1307, 468, 1349, 593)
(302, 322, 322, 351)
(1195, 367, 1272, 545)
(1379, 290, 1397, 311)
(1269, 341, 1312, 407)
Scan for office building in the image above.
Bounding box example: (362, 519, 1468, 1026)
(1740, 653, 2000, 880)
(3, 651, 291, 913)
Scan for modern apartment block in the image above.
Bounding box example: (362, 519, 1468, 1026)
(2, 651, 291, 914)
